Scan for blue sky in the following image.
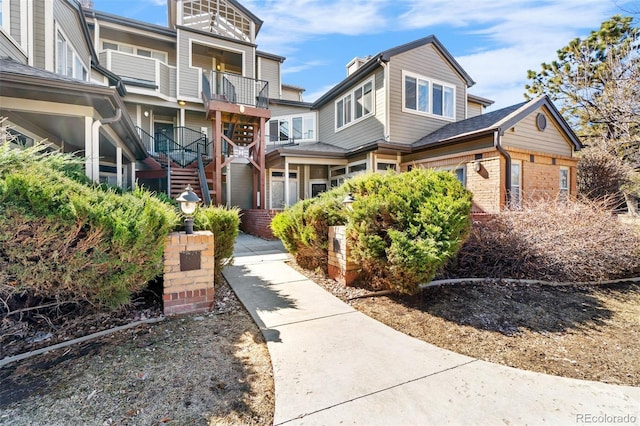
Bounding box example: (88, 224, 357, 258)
(92, 0, 636, 109)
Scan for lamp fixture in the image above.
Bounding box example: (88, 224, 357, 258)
(342, 193, 355, 211)
(178, 100, 187, 106)
(176, 184, 201, 234)
(143, 110, 149, 117)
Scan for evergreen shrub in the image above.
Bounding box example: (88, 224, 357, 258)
(272, 168, 473, 293)
(194, 205, 240, 284)
(0, 142, 178, 308)
(344, 169, 472, 294)
(271, 191, 348, 271)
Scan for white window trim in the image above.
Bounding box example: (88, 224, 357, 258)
(402, 70, 456, 121)
(309, 179, 329, 197)
(559, 166, 570, 193)
(436, 165, 466, 186)
(510, 160, 522, 207)
(266, 112, 317, 143)
(55, 25, 88, 81)
(0, 0, 28, 57)
(101, 38, 168, 63)
(334, 77, 375, 132)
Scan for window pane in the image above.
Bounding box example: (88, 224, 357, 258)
(418, 80, 429, 112)
(66, 45, 73, 77)
(344, 94, 352, 124)
(137, 49, 152, 58)
(311, 183, 327, 197)
(103, 41, 118, 50)
(355, 87, 363, 119)
(433, 84, 443, 116)
(269, 120, 278, 142)
(56, 33, 66, 75)
(455, 168, 464, 184)
(279, 120, 289, 141)
(511, 163, 521, 183)
(303, 116, 314, 139)
(363, 81, 373, 115)
(559, 168, 569, 193)
(74, 56, 84, 80)
(151, 51, 165, 62)
(120, 45, 134, 54)
(336, 100, 344, 128)
(444, 86, 454, 118)
(292, 117, 302, 140)
(349, 163, 367, 174)
(405, 76, 416, 110)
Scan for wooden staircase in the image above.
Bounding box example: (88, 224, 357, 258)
(169, 160, 216, 202)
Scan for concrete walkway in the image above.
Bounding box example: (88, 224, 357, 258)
(223, 233, 640, 425)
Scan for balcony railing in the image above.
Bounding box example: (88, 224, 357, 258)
(202, 71, 269, 109)
(136, 126, 210, 168)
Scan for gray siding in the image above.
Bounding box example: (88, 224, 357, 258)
(270, 103, 312, 117)
(33, 0, 45, 68)
(0, 32, 26, 62)
(258, 56, 280, 99)
(54, 0, 91, 65)
(467, 101, 483, 118)
(9, 0, 20, 43)
(317, 69, 385, 150)
(388, 43, 467, 145)
(230, 161, 253, 209)
(111, 52, 156, 81)
(178, 28, 255, 100)
(502, 106, 573, 157)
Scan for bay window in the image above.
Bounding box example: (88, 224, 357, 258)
(56, 30, 87, 81)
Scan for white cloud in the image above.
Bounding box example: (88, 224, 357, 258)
(282, 60, 330, 75)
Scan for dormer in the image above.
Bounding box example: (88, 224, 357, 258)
(168, 0, 263, 43)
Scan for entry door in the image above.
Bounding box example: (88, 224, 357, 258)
(154, 122, 174, 152)
(271, 180, 298, 208)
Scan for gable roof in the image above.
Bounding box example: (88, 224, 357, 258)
(412, 95, 582, 151)
(313, 35, 474, 109)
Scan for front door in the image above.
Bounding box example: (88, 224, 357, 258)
(154, 122, 174, 152)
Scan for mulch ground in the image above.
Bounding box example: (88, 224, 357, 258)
(0, 282, 274, 425)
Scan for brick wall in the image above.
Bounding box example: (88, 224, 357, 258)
(163, 231, 215, 315)
(240, 209, 279, 239)
(509, 151, 579, 202)
(466, 154, 503, 213)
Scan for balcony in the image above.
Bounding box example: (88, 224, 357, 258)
(99, 50, 176, 99)
(202, 71, 269, 110)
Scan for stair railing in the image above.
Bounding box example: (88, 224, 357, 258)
(197, 150, 212, 206)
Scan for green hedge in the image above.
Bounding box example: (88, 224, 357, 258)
(344, 169, 472, 294)
(271, 189, 348, 271)
(0, 143, 179, 308)
(272, 169, 472, 294)
(194, 205, 240, 284)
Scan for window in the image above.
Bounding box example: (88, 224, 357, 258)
(102, 40, 167, 63)
(267, 113, 316, 143)
(335, 78, 374, 130)
(510, 161, 522, 207)
(376, 162, 397, 172)
(403, 71, 455, 119)
(559, 167, 570, 197)
(56, 30, 87, 80)
(311, 183, 327, 197)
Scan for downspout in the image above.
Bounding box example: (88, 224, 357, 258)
(379, 59, 390, 142)
(493, 129, 511, 206)
(91, 108, 123, 182)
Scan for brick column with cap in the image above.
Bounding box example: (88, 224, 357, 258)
(327, 226, 360, 286)
(162, 231, 215, 315)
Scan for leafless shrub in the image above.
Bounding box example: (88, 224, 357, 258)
(440, 198, 640, 282)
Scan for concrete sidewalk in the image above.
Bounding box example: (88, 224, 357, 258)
(223, 233, 640, 425)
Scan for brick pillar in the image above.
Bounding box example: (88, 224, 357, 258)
(327, 226, 360, 286)
(163, 231, 215, 315)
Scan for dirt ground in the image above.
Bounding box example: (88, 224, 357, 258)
(293, 263, 640, 387)
(0, 282, 274, 426)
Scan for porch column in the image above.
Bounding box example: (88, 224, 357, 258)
(259, 116, 266, 209)
(116, 147, 123, 188)
(214, 110, 222, 205)
(84, 116, 97, 182)
(130, 160, 136, 189)
(284, 159, 290, 208)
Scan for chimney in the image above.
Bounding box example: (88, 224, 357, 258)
(79, 0, 94, 8)
(346, 56, 372, 76)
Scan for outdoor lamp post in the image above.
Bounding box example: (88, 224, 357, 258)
(176, 184, 201, 234)
(342, 193, 355, 211)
